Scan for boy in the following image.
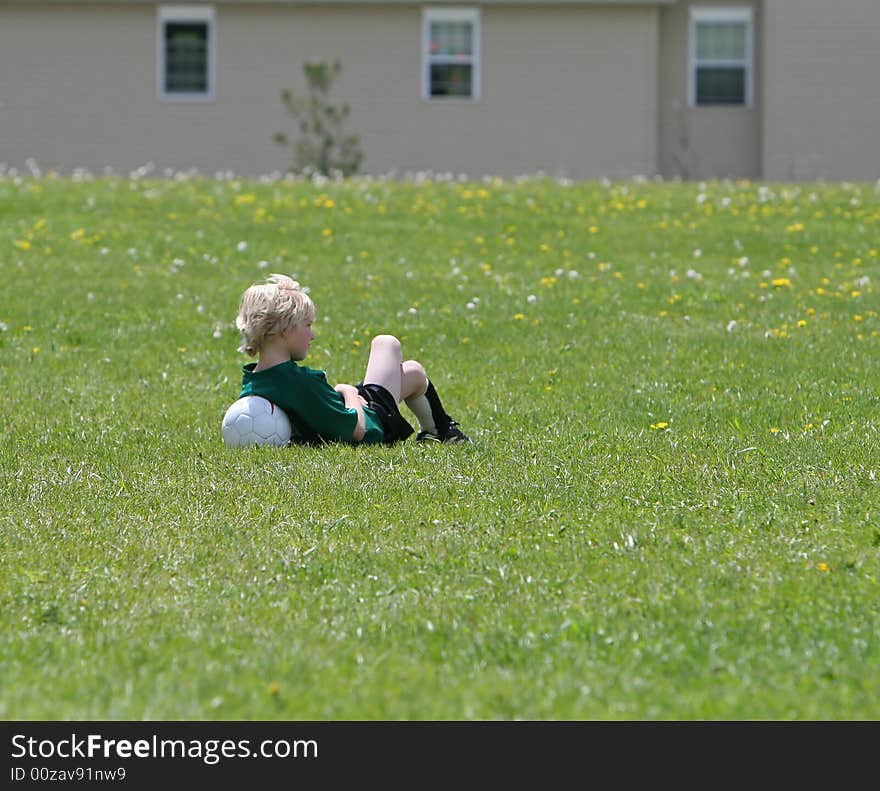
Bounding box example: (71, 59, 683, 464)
(234, 274, 470, 445)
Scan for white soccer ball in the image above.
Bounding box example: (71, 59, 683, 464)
(221, 396, 292, 448)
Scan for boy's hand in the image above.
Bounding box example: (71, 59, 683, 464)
(334, 383, 368, 407)
(334, 384, 367, 441)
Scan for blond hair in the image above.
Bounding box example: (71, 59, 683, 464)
(235, 274, 316, 356)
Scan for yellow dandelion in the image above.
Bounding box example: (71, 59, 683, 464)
(854, 314, 863, 322)
(851, 290, 861, 298)
(816, 562, 829, 573)
(771, 277, 791, 288)
(797, 319, 807, 327)
(513, 313, 525, 321)
(649, 421, 669, 431)
(769, 427, 780, 434)
(14, 239, 31, 251)
(322, 228, 333, 237)
(32, 346, 40, 354)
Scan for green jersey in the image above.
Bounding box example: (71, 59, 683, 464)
(240, 361, 384, 444)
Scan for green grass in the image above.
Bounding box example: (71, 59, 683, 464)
(1, 173, 878, 719)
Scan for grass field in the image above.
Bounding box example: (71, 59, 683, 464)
(1, 172, 878, 719)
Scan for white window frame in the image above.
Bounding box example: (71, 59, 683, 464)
(422, 7, 481, 102)
(688, 7, 753, 108)
(157, 5, 216, 102)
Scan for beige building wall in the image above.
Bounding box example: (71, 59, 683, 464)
(413, 4, 660, 179)
(763, 0, 880, 181)
(0, 4, 161, 173)
(0, 2, 661, 179)
(658, 0, 762, 180)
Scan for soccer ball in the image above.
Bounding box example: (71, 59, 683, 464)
(221, 396, 292, 448)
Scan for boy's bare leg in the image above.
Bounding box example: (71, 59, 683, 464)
(364, 334, 469, 442)
(363, 334, 404, 403)
(401, 360, 429, 401)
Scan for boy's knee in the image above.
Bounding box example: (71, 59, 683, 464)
(372, 334, 401, 354)
(403, 359, 426, 379)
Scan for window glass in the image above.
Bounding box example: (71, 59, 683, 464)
(430, 21, 473, 57)
(165, 22, 208, 93)
(696, 67, 746, 105)
(424, 9, 479, 100)
(692, 11, 751, 107)
(696, 22, 746, 61)
(429, 64, 473, 97)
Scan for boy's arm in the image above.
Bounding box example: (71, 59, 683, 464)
(334, 384, 367, 442)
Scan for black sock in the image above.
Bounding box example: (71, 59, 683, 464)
(424, 380, 453, 434)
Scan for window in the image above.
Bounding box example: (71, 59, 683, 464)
(157, 5, 215, 101)
(422, 8, 480, 100)
(689, 8, 753, 107)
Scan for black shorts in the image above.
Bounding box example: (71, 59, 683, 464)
(356, 383, 415, 444)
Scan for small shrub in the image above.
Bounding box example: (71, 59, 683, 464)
(274, 58, 364, 177)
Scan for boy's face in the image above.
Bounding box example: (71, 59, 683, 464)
(284, 321, 314, 361)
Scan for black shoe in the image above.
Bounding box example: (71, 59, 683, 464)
(417, 421, 471, 443)
(441, 422, 471, 443)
